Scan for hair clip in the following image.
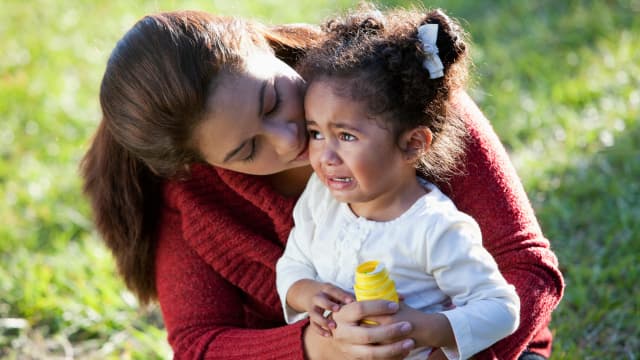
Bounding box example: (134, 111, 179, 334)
(417, 24, 444, 79)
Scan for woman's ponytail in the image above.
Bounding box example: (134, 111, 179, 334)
(81, 121, 161, 304)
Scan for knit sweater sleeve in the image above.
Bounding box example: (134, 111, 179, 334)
(155, 184, 308, 359)
(443, 91, 564, 360)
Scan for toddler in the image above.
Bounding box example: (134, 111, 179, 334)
(276, 5, 520, 359)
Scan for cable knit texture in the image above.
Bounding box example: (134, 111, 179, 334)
(154, 91, 563, 359)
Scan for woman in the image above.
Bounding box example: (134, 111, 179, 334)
(81, 9, 563, 360)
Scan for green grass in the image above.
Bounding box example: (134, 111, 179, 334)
(1, 0, 638, 358)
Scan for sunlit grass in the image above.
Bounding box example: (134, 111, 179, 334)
(1, 0, 638, 358)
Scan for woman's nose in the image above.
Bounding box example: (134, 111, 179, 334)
(264, 120, 300, 155)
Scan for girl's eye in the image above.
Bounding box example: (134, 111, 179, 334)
(340, 133, 357, 142)
(309, 130, 324, 140)
(242, 138, 258, 162)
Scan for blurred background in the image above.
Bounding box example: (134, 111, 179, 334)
(1, 0, 638, 358)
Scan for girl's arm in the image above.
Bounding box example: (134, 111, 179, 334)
(443, 91, 565, 359)
(372, 217, 520, 359)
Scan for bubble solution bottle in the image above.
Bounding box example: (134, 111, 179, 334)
(354, 260, 399, 325)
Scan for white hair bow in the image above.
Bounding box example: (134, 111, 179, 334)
(417, 24, 444, 79)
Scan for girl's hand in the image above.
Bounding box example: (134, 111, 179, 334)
(287, 280, 354, 336)
(308, 283, 354, 336)
(322, 300, 415, 359)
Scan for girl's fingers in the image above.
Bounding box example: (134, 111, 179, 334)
(322, 285, 356, 304)
(313, 293, 341, 311)
(309, 307, 331, 329)
(310, 321, 332, 337)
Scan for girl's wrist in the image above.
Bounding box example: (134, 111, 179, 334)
(287, 279, 320, 313)
(412, 312, 455, 349)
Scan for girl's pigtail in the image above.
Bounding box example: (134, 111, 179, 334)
(81, 121, 161, 304)
(414, 9, 470, 182)
(422, 9, 469, 87)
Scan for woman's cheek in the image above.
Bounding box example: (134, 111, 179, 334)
(307, 144, 322, 173)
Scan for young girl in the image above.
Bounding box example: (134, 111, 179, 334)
(276, 6, 520, 360)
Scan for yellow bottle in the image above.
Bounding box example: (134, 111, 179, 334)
(354, 261, 399, 324)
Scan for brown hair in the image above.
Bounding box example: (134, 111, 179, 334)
(299, 4, 470, 182)
(81, 11, 322, 303)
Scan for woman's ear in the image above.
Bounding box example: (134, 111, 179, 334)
(400, 127, 432, 163)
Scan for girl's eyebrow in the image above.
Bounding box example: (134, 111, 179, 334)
(306, 119, 360, 132)
(332, 123, 361, 132)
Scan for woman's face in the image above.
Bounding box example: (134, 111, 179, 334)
(193, 51, 310, 175)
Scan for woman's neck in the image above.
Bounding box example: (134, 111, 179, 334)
(265, 165, 314, 197)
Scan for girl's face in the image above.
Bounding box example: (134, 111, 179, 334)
(192, 51, 310, 175)
(305, 80, 416, 215)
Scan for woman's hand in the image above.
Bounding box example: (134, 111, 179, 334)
(304, 300, 415, 359)
(369, 303, 456, 350)
(427, 348, 447, 360)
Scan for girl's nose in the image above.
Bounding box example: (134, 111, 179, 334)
(320, 142, 341, 166)
(264, 120, 300, 156)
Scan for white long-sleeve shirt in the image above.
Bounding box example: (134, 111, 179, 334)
(276, 174, 520, 360)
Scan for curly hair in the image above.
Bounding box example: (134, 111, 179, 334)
(298, 3, 471, 182)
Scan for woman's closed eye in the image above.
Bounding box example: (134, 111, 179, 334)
(264, 80, 281, 116)
(242, 138, 258, 162)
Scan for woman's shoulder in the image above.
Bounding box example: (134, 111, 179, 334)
(163, 163, 216, 196)
(416, 178, 480, 230)
(161, 163, 240, 212)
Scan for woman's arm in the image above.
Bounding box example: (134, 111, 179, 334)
(443, 91, 565, 359)
(155, 208, 309, 359)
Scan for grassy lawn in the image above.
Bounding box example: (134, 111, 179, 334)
(1, 0, 638, 358)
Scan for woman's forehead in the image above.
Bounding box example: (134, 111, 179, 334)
(241, 51, 283, 79)
(198, 73, 261, 161)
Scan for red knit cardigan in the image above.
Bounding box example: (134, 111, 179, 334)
(155, 92, 564, 359)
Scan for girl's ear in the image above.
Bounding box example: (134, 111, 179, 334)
(400, 127, 432, 163)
